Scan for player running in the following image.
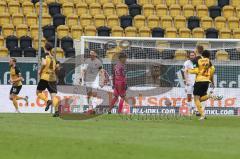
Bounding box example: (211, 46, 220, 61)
(183, 52, 196, 115)
(36, 42, 60, 117)
(9, 58, 28, 113)
(187, 50, 222, 120)
(108, 53, 128, 114)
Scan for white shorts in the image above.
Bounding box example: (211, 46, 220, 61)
(84, 82, 99, 93)
(185, 85, 194, 95)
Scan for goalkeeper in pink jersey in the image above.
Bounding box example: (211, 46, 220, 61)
(108, 53, 127, 114)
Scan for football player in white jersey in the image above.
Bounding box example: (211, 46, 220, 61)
(183, 52, 196, 114)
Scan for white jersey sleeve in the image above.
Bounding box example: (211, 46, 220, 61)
(183, 60, 196, 85)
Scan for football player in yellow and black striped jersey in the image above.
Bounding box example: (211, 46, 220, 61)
(9, 58, 28, 113)
(36, 42, 60, 117)
(188, 50, 222, 120)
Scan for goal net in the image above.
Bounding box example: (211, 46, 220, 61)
(60, 37, 240, 116)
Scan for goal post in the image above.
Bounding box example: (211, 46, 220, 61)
(66, 36, 240, 116)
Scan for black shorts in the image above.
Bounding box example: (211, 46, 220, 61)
(37, 79, 57, 93)
(193, 82, 209, 97)
(10, 85, 22, 95)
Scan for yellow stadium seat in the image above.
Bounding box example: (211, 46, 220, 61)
(84, 25, 97, 36)
(139, 26, 151, 37)
(192, 27, 205, 38)
(179, 27, 191, 38)
(12, 13, 24, 27)
(0, 36, 4, 47)
(156, 4, 168, 17)
(196, 5, 208, 18)
(161, 15, 173, 29)
(205, 0, 217, 7)
(89, 3, 102, 16)
(147, 15, 159, 29)
(94, 14, 106, 28)
(165, 27, 177, 38)
(63, 2, 74, 16)
(134, 15, 146, 29)
(85, 0, 96, 5)
(201, 16, 213, 29)
(57, 25, 69, 39)
(42, 13, 52, 27)
(112, 26, 124, 37)
(30, 25, 39, 39)
(116, 3, 128, 17)
(0, 1, 6, 13)
(22, 1, 34, 16)
(236, 6, 240, 18)
(233, 28, 240, 39)
(152, 0, 164, 6)
(59, 0, 70, 4)
(46, 0, 56, 4)
(16, 24, 28, 38)
(223, 5, 234, 18)
(0, 47, 8, 57)
(143, 4, 154, 18)
(80, 14, 92, 27)
(55, 47, 64, 58)
(125, 26, 137, 37)
(67, 14, 79, 27)
(8, 1, 20, 14)
(216, 50, 229, 61)
(175, 50, 187, 60)
(183, 4, 194, 18)
(192, 0, 203, 6)
(174, 15, 186, 29)
(0, 12, 10, 26)
(138, 0, 150, 6)
(99, 0, 111, 5)
(103, 3, 115, 16)
(231, 0, 239, 7)
(36, 2, 48, 15)
(178, 0, 188, 6)
(113, 0, 123, 5)
(71, 25, 83, 39)
(169, 4, 181, 18)
(215, 16, 226, 30)
(26, 13, 38, 27)
(219, 28, 231, 39)
(2, 24, 14, 37)
(33, 38, 46, 50)
(73, 0, 85, 5)
(228, 17, 239, 30)
(76, 3, 88, 16)
(107, 15, 119, 28)
(166, 0, 176, 6)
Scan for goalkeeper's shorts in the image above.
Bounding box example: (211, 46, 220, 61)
(114, 81, 126, 97)
(193, 82, 209, 97)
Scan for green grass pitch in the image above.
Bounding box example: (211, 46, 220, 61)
(0, 114, 239, 159)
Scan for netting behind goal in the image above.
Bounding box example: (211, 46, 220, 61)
(69, 37, 240, 115)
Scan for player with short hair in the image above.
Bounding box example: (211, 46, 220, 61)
(188, 50, 222, 120)
(195, 45, 204, 56)
(183, 52, 196, 114)
(36, 42, 60, 117)
(9, 58, 28, 113)
(108, 53, 128, 114)
(82, 50, 103, 107)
